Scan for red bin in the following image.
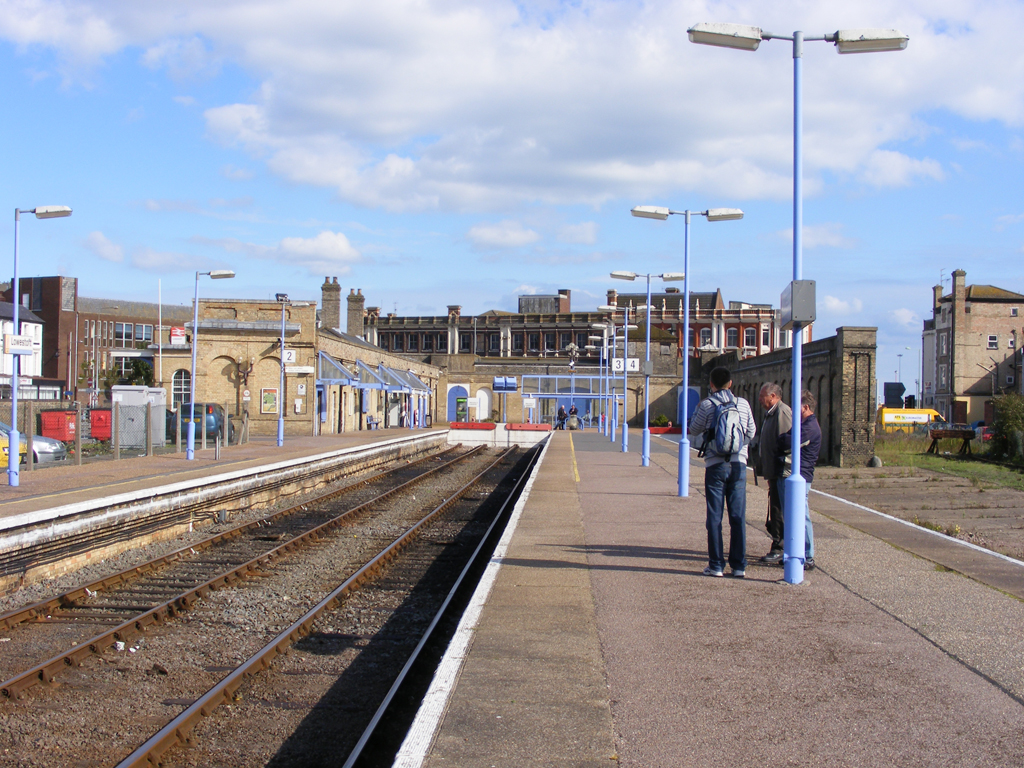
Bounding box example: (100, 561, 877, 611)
(90, 409, 112, 441)
(40, 411, 77, 441)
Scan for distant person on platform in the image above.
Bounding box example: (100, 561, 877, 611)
(557, 404, 568, 430)
(777, 389, 821, 570)
(754, 383, 792, 565)
(689, 367, 756, 578)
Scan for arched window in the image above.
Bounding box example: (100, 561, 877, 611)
(172, 369, 191, 406)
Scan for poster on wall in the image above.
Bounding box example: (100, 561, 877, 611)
(261, 388, 279, 414)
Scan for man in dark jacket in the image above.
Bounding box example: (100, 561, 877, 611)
(754, 383, 792, 563)
(777, 389, 821, 569)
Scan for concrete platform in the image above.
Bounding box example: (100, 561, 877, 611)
(0, 428, 448, 521)
(400, 430, 1024, 767)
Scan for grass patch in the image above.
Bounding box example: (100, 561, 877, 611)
(876, 434, 1024, 492)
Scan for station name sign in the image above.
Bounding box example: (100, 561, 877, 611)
(3, 335, 33, 356)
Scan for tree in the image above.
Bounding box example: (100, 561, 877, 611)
(126, 359, 154, 386)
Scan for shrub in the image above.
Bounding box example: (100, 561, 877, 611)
(991, 394, 1024, 463)
(652, 414, 669, 427)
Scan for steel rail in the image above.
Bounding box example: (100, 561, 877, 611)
(342, 442, 543, 767)
(0, 437, 443, 580)
(0, 445, 483, 700)
(114, 447, 516, 768)
(0, 445, 463, 632)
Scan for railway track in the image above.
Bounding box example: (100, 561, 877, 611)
(0, 444, 474, 698)
(0, 442, 540, 766)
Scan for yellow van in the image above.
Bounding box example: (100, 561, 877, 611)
(877, 408, 946, 433)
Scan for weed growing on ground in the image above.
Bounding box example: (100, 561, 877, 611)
(911, 516, 962, 537)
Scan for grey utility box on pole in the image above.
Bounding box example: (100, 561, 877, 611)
(780, 280, 816, 330)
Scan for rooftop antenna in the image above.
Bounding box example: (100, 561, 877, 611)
(940, 269, 949, 290)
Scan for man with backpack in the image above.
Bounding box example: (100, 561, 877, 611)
(688, 367, 757, 578)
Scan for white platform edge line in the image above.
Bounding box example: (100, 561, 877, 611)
(654, 434, 1024, 570)
(0, 430, 448, 532)
(809, 487, 1024, 569)
(391, 437, 552, 768)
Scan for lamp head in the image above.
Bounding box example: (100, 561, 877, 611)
(32, 206, 72, 219)
(660, 272, 685, 281)
(596, 305, 619, 312)
(834, 28, 908, 54)
(610, 271, 637, 281)
(631, 205, 670, 220)
(706, 208, 744, 221)
(590, 323, 609, 329)
(276, 293, 289, 302)
(209, 270, 235, 279)
(687, 22, 763, 50)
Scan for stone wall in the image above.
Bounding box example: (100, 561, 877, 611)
(703, 327, 877, 467)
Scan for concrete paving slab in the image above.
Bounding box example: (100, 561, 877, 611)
(420, 430, 1024, 767)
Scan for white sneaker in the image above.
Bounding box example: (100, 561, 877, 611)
(703, 566, 724, 577)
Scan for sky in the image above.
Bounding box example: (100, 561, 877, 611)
(1, 0, 1023, 398)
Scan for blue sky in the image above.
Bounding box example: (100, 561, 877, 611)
(1, 0, 1022, 397)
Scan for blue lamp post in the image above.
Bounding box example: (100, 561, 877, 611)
(609, 271, 686, 467)
(688, 21, 907, 582)
(630, 207, 743, 494)
(8, 206, 72, 486)
(187, 269, 235, 460)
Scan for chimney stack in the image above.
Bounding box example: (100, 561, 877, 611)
(347, 288, 366, 337)
(321, 277, 342, 329)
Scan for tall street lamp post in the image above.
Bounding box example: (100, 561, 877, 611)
(9, 206, 72, 487)
(187, 269, 235, 460)
(609, 270, 685, 467)
(688, 21, 907, 583)
(599, 305, 638, 453)
(589, 329, 608, 434)
(630, 207, 743, 493)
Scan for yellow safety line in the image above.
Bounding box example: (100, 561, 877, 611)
(569, 432, 580, 483)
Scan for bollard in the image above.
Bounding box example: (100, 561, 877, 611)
(74, 402, 82, 466)
(201, 413, 207, 451)
(242, 411, 249, 444)
(24, 402, 33, 473)
(145, 403, 153, 457)
(175, 411, 182, 453)
(113, 403, 120, 461)
(215, 434, 221, 461)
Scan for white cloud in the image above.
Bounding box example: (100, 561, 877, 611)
(823, 295, 863, 315)
(778, 223, 857, 250)
(890, 308, 920, 329)
(220, 164, 254, 180)
(131, 247, 207, 273)
(513, 284, 541, 295)
(197, 230, 361, 276)
(4, 2, 1024, 208)
(467, 220, 540, 249)
(996, 213, 1024, 229)
(83, 231, 123, 263)
(860, 150, 944, 187)
(558, 221, 598, 244)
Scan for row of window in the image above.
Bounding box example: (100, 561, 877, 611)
(378, 327, 771, 354)
(686, 327, 769, 349)
(940, 333, 1018, 354)
(81, 320, 155, 349)
(988, 334, 1016, 350)
(379, 332, 448, 353)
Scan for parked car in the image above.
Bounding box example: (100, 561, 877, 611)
(0, 420, 68, 463)
(169, 404, 236, 444)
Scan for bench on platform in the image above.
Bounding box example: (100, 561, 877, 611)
(366, 416, 381, 430)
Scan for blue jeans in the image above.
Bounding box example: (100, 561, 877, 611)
(778, 480, 814, 558)
(704, 461, 747, 571)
